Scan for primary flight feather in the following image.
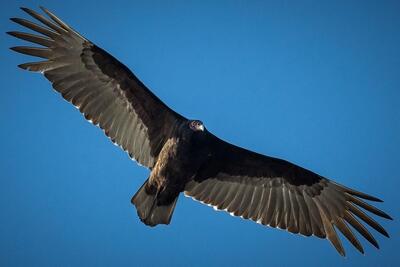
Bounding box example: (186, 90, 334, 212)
(8, 7, 392, 256)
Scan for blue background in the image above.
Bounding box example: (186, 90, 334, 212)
(1, 1, 399, 266)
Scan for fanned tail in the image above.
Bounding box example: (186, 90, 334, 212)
(131, 179, 178, 227)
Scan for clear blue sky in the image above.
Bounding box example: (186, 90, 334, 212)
(1, 0, 399, 266)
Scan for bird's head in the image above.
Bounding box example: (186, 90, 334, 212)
(189, 120, 205, 132)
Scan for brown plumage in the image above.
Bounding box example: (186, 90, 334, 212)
(8, 6, 392, 257)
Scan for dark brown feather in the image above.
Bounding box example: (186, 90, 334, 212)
(346, 193, 392, 220)
(20, 7, 67, 34)
(334, 218, 364, 254)
(7, 31, 53, 47)
(347, 202, 389, 237)
(10, 17, 59, 39)
(344, 210, 379, 248)
(10, 46, 52, 58)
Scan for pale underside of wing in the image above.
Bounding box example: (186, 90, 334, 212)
(185, 173, 392, 256)
(9, 7, 184, 168)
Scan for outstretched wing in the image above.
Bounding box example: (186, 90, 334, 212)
(8, 7, 186, 168)
(185, 132, 392, 256)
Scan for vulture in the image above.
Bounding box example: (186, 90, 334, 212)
(8, 7, 392, 256)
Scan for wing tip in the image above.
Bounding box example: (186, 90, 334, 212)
(334, 244, 346, 257)
(380, 228, 390, 238)
(39, 6, 49, 13)
(17, 63, 29, 70)
(9, 17, 19, 23)
(384, 214, 394, 221)
(384, 233, 390, 238)
(20, 6, 52, 18)
(9, 46, 19, 52)
(348, 189, 383, 202)
(20, 7, 33, 14)
(6, 31, 22, 39)
(370, 196, 383, 202)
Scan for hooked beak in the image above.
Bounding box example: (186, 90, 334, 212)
(199, 124, 205, 131)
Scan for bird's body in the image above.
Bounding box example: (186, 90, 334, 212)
(9, 6, 392, 257)
(132, 120, 212, 225)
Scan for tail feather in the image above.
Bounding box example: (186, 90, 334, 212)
(131, 180, 178, 227)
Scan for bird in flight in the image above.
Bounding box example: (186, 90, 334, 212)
(8, 7, 392, 256)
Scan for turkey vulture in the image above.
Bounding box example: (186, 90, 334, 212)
(8, 7, 392, 256)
